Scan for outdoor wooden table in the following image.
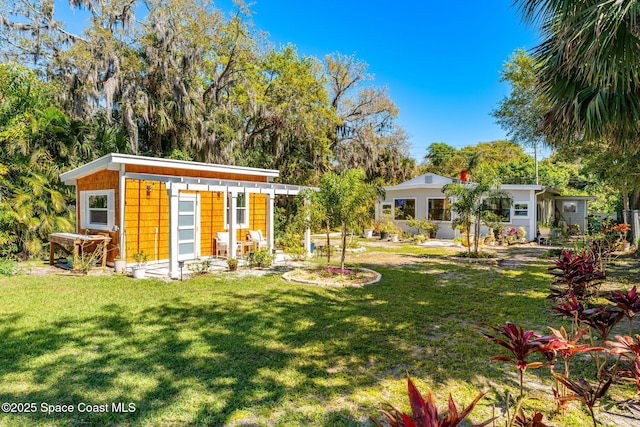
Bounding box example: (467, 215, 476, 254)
(48, 232, 111, 269)
(240, 240, 258, 256)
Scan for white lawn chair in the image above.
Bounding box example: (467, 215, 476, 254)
(215, 232, 242, 257)
(248, 230, 268, 249)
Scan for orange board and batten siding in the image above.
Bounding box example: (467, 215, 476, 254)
(123, 180, 268, 263)
(76, 170, 120, 262)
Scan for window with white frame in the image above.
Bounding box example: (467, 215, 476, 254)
(394, 199, 415, 220)
(483, 198, 511, 222)
(427, 198, 451, 221)
(224, 191, 250, 229)
(381, 203, 392, 217)
(562, 201, 577, 213)
(513, 203, 529, 217)
(81, 190, 115, 231)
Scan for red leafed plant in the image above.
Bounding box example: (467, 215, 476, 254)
(605, 335, 640, 397)
(513, 407, 551, 427)
(548, 250, 605, 302)
(370, 377, 494, 427)
(478, 322, 545, 397)
(608, 286, 640, 335)
(552, 371, 615, 427)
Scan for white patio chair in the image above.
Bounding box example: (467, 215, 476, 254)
(215, 232, 242, 258)
(248, 230, 268, 250)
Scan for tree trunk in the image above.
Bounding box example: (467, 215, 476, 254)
(326, 223, 331, 265)
(474, 210, 481, 254)
(340, 223, 347, 270)
(631, 188, 640, 210)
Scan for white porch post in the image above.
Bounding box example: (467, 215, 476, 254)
(266, 191, 275, 252)
(229, 190, 238, 259)
(168, 183, 180, 279)
(304, 197, 311, 256)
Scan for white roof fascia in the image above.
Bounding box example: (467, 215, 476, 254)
(384, 184, 451, 191)
(554, 196, 598, 201)
(501, 184, 544, 191)
(60, 153, 280, 185)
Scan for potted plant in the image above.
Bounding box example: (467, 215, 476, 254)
(131, 250, 149, 279)
(363, 219, 374, 239)
(114, 256, 127, 274)
(380, 220, 396, 241)
(227, 258, 238, 271)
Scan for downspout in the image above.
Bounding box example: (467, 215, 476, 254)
(119, 165, 126, 260)
(534, 187, 546, 240)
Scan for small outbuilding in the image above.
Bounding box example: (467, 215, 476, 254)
(59, 153, 311, 278)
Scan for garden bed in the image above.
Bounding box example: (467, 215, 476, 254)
(282, 266, 381, 287)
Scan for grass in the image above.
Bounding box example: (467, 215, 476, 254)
(0, 247, 637, 426)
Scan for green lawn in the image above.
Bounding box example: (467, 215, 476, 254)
(0, 248, 636, 426)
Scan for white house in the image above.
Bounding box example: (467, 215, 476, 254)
(377, 173, 595, 240)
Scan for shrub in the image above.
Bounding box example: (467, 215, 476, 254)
(548, 250, 605, 302)
(253, 249, 274, 268)
(188, 258, 212, 275)
(0, 257, 18, 276)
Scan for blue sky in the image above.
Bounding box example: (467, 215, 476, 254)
(56, 1, 540, 161)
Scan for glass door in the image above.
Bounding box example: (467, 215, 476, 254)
(178, 194, 198, 261)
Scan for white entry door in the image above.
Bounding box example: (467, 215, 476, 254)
(178, 194, 199, 261)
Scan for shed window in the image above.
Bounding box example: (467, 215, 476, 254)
(562, 202, 577, 213)
(427, 198, 451, 221)
(81, 190, 115, 231)
(381, 203, 392, 217)
(394, 199, 415, 220)
(224, 191, 250, 229)
(514, 203, 529, 217)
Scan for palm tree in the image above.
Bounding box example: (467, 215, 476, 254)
(300, 169, 382, 269)
(514, 0, 640, 151)
(442, 181, 513, 255)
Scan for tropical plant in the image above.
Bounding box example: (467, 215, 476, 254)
(513, 408, 551, 427)
(551, 372, 615, 427)
(299, 169, 382, 269)
(478, 322, 545, 397)
(606, 335, 640, 398)
(442, 180, 513, 255)
(370, 377, 493, 427)
(548, 250, 605, 302)
(608, 286, 640, 335)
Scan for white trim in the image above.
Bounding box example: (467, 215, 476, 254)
(513, 202, 530, 219)
(392, 198, 416, 221)
(60, 153, 280, 185)
(80, 189, 115, 231)
(223, 190, 250, 230)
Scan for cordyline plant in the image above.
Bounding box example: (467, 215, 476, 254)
(513, 407, 551, 427)
(537, 326, 605, 411)
(608, 286, 640, 335)
(552, 371, 615, 427)
(548, 250, 605, 303)
(370, 377, 495, 427)
(606, 335, 640, 398)
(550, 292, 584, 332)
(478, 322, 546, 397)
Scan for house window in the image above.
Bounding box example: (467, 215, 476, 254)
(483, 199, 511, 222)
(427, 198, 451, 221)
(81, 190, 115, 231)
(562, 201, 577, 213)
(393, 199, 415, 220)
(381, 203, 392, 217)
(225, 191, 250, 229)
(514, 203, 529, 217)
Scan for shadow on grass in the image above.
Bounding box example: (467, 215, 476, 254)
(0, 257, 557, 426)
